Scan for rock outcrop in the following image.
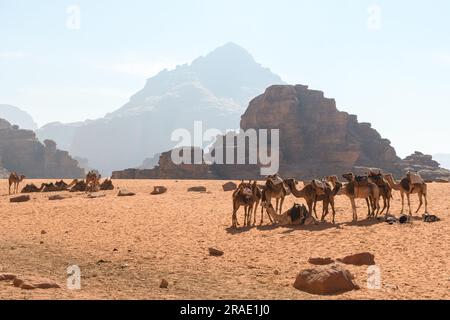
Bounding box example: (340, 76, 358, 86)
(0, 119, 84, 178)
(112, 85, 403, 180)
(399, 151, 450, 181)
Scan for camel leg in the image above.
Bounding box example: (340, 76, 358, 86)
(400, 192, 405, 215)
(365, 198, 371, 218)
(415, 193, 423, 214)
(321, 200, 329, 222)
(279, 197, 284, 215)
(350, 197, 357, 222)
(379, 196, 387, 216)
(307, 200, 313, 219)
(424, 193, 428, 213)
(407, 193, 412, 216)
(330, 198, 336, 224)
(275, 198, 279, 214)
(253, 200, 259, 225)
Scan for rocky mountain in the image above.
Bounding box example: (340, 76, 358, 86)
(400, 151, 450, 181)
(37, 43, 284, 175)
(0, 118, 84, 178)
(0, 104, 37, 130)
(113, 84, 406, 180)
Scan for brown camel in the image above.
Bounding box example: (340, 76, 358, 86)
(21, 183, 42, 193)
(262, 202, 311, 226)
(8, 172, 25, 195)
(100, 178, 114, 190)
(384, 173, 428, 215)
(339, 173, 380, 222)
(231, 181, 259, 228)
(262, 174, 287, 215)
(368, 171, 392, 215)
(86, 171, 101, 192)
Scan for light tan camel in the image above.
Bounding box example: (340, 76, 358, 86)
(8, 172, 25, 195)
(339, 173, 380, 222)
(384, 173, 428, 215)
(231, 181, 259, 228)
(262, 174, 287, 215)
(368, 171, 392, 216)
(262, 202, 312, 226)
(284, 179, 342, 223)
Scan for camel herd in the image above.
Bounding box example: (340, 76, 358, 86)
(232, 171, 429, 228)
(7, 170, 114, 194)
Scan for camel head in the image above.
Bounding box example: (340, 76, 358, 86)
(19, 175, 26, 182)
(342, 173, 355, 182)
(327, 175, 339, 184)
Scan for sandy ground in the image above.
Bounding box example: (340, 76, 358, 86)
(0, 179, 449, 300)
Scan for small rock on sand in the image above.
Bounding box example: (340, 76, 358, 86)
(337, 252, 375, 266)
(41, 230, 47, 235)
(10, 195, 30, 203)
(151, 186, 167, 195)
(0, 273, 17, 281)
(160, 279, 169, 288)
(13, 276, 60, 290)
(293, 264, 358, 295)
(222, 182, 237, 192)
(308, 257, 335, 265)
(188, 186, 207, 192)
(117, 189, 135, 197)
(208, 247, 224, 256)
(49, 194, 71, 201)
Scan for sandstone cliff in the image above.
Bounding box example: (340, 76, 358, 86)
(112, 85, 406, 180)
(0, 119, 84, 178)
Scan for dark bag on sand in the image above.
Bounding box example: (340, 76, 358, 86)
(423, 214, 440, 223)
(288, 204, 307, 224)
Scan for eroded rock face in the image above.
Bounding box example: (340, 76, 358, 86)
(0, 119, 84, 178)
(400, 151, 450, 181)
(240, 85, 401, 178)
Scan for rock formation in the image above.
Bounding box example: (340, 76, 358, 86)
(112, 85, 404, 180)
(0, 104, 37, 130)
(0, 118, 84, 178)
(399, 151, 450, 181)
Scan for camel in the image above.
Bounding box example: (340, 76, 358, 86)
(339, 173, 380, 222)
(99, 178, 114, 190)
(8, 172, 25, 195)
(368, 171, 392, 215)
(384, 173, 428, 215)
(231, 181, 259, 228)
(68, 179, 87, 192)
(262, 202, 311, 226)
(86, 171, 101, 192)
(284, 178, 341, 223)
(262, 174, 287, 215)
(21, 183, 42, 193)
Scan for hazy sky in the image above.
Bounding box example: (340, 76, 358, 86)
(1, 0, 449, 157)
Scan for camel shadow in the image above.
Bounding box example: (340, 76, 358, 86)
(225, 225, 253, 235)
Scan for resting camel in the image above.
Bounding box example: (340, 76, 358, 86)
(262, 202, 311, 226)
(339, 173, 380, 222)
(384, 173, 428, 215)
(8, 172, 25, 195)
(284, 178, 341, 223)
(368, 171, 392, 216)
(86, 171, 101, 192)
(262, 174, 287, 215)
(100, 178, 114, 190)
(231, 181, 259, 228)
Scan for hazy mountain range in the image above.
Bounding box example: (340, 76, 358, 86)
(34, 43, 284, 175)
(0, 104, 37, 130)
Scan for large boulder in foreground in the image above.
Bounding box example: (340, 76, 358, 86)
(293, 264, 358, 295)
(13, 276, 60, 290)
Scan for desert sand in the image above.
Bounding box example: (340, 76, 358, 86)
(0, 179, 449, 300)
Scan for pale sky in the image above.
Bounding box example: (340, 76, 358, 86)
(1, 0, 449, 157)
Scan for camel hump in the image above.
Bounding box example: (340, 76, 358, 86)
(268, 174, 284, 186)
(407, 171, 424, 185)
(311, 179, 328, 195)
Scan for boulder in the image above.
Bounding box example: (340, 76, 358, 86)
(337, 252, 375, 266)
(13, 276, 60, 290)
(222, 182, 237, 191)
(10, 195, 30, 203)
(117, 189, 135, 197)
(308, 257, 335, 265)
(49, 194, 71, 201)
(151, 186, 167, 195)
(188, 186, 207, 192)
(208, 247, 224, 257)
(159, 279, 169, 289)
(0, 273, 16, 281)
(293, 264, 358, 295)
